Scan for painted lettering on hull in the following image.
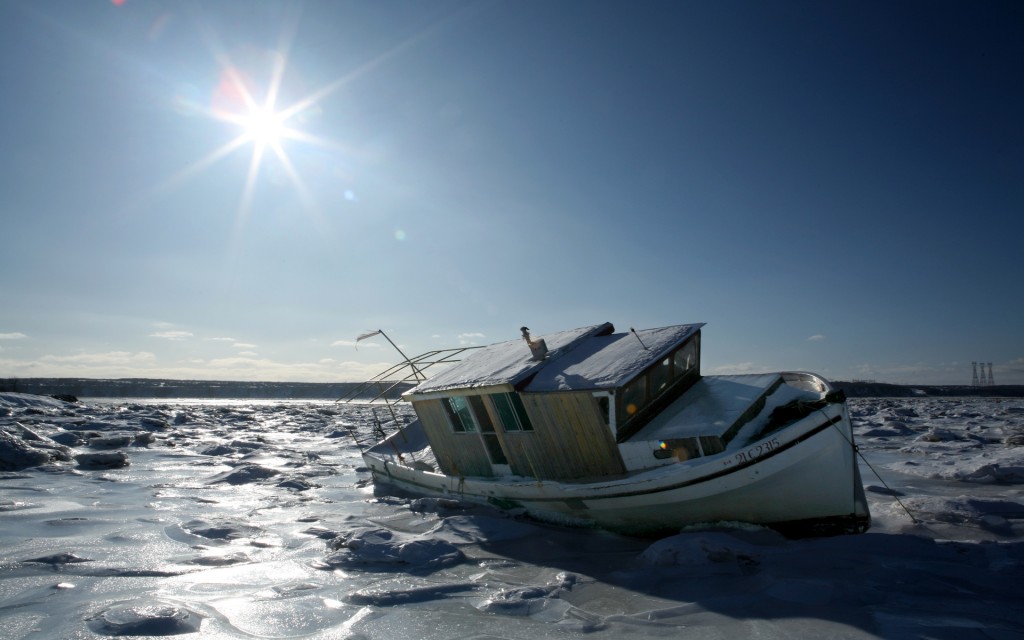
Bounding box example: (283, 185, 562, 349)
(721, 438, 781, 468)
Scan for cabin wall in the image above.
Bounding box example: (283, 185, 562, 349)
(516, 392, 625, 480)
(412, 399, 493, 477)
(411, 392, 626, 481)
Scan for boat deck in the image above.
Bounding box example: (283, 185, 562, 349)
(632, 374, 784, 443)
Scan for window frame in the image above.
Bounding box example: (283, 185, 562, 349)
(443, 396, 477, 433)
(490, 392, 534, 432)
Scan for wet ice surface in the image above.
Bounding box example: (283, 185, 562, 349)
(1, 393, 1023, 639)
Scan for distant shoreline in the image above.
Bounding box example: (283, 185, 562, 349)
(3, 376, 1023, 400)
(832, 381, 1024, 398)
(0, 377, 412, 401)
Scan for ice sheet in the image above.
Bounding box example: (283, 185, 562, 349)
(2, 392, 1023, 639)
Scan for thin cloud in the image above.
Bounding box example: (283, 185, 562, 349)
(1004, 358, 1024, 374)
(0, 332, 28, 340)
(0, 351, 384, 382)
(206, 337, 236, 342)
(232, 343, 258, 349)
(807, 334, 826, 342)
(458, 332, 485, 345)
(150, 331, 194, 340)
(41, 351, 157, 365)
(332, 339, 380, 348)
(708, 362, 757, 374)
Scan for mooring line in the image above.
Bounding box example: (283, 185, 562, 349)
(815, 405, 921, 525)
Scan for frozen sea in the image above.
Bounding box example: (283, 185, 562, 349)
(2, 392, 1023, 639)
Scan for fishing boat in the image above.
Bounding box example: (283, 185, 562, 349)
(345, 322, 870, 537)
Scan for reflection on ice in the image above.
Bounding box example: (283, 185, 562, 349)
(345, 580, 477, 606)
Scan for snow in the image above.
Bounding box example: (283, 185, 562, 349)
(2, 391, 1023, 638)
(525, 323, 703, 391)
(409, 323, 614, 394)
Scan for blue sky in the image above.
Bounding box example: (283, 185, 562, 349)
(1, 0, 1021, 385)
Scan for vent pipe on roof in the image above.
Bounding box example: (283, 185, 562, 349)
(520, 326, 549, 361)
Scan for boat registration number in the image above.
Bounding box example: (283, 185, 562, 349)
(722, 438, 781, 467)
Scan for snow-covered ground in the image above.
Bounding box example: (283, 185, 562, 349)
(1, 392, 1022, 639)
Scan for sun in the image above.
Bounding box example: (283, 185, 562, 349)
(156, 17, 373, 231)
(162, 45, 340, 223)
(240, 106, 287, 147)
(210, 61, 300, 154)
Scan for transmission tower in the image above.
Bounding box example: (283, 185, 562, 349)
(972, 362, 979, 386)
(988, 363, 994, 386)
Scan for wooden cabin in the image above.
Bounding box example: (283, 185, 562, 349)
(403, 322, 703, 481)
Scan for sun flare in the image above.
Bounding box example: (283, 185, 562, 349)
(158, 18, 362, 232)
(240, 106, 287, 147)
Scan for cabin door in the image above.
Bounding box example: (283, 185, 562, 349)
(468, 396, 511, 474)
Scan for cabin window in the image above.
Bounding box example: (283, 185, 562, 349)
(620, 376, 647, 422)
(650, 357, 672, 396)
(443, 396, 477, 432)
(674, 340, 697, 377)
(470, 395, 508, 464)
(617, 335, 701, 432)
(491, 392, 534, 432)
(656, 438, 702, 461)
(700, 436, 725, 455)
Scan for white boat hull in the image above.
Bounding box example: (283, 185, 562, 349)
(363, 401, 870, 537)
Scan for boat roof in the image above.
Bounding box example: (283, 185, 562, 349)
(405, 322, 704, 398)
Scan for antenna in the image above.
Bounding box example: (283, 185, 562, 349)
(630, 328, 649, 350)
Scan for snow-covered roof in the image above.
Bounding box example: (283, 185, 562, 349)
(524, 324, 702, 392)
(406, 322, 703, 397)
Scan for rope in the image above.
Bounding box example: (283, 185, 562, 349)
(817, 405, 921, 525)
(853, 440, 921, 525)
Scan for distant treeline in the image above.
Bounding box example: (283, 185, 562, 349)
(833, 381, 1024, 398)
(0, 377, 414, 400)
